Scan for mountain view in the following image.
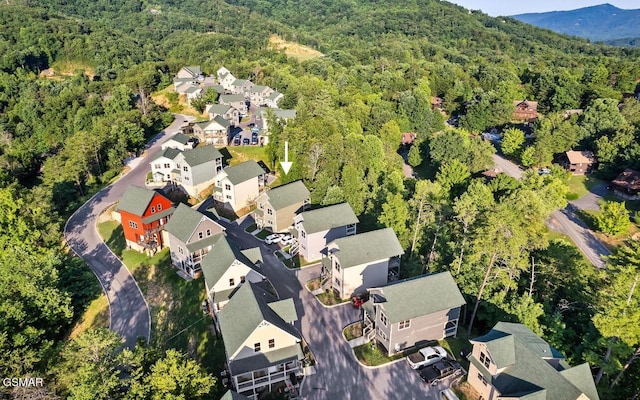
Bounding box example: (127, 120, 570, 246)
(1, 0, 640, 399)
(513, 3, 640, 43)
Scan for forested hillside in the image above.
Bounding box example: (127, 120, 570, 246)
(1, 0, 640, 398)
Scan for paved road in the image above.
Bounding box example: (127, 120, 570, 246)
(64, 115, 192, 348)
(570, 181, 609, 211)
(220, 216, 454, 400)
(492, 154, 609, 268)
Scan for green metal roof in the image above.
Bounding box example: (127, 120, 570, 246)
(330, 228, 403, 268)
(164, 203, 211, 242)
(117, 185, 162, 216)
(222, 161, 265, 185)
(200, 236, 258, 290)
(179, 145, 223, 167)
(219, 390, 251, 400)
(218, 282, 301, 361)
(373, 272, 465, 324)
(262, 181, 310, 211)
(297, 203, 358, 234)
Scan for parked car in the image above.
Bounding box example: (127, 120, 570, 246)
(538, 167, 551, 175)
(243, 138, 250, 145)
(418, 359, 462, 386)
(265, 234, 282, 244)
(233, 134, 241, 146)
(406, 346, 448, 369)
(251, 132, 258, 145)
(280, 235, 295, 246)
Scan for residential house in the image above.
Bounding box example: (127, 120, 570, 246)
(161, 132, 195, 151)
(431, 96, 444, 111)
(173, 77, 197, 90)
(562, 109, 583, 119)
(230, 79, 254, 96)
(176, 66, 202, 80)
(182, 84, 202, 106)
(220, 94, 248, 115)
(323, 228, 404, 299)
(201, 235, 265, 312)
(293, 203, 359, 262)
(164, 203, 226, 279)
(266, 91, 284, 108)
(150, 147, 181, 184)
(249, 85, 274, 106)
(217, 67, 236, 92)
(117, 185, 175, 255)
(258, 108, 296, 145)
(512, 100, 539, 122)
(218, 282, 304, 399)
(174, 145, 224, 197)
(362, 272, 466, 356)
(192, 116, 231, 146)
(213, 161, 266, 212)
(468, 322, 599, 400)
(206, 103, 240, 126)
(562, 150, 597, 175)
(254, 181, 310, 232)
(611, 168, 640, 200)
(401, 132, 417, 145)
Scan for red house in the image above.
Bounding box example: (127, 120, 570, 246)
(117, 185, 175, 255)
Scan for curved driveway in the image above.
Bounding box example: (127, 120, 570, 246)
(64, 115, 191, 348)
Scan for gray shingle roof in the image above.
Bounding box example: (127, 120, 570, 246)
(470, 322, 598, 400)
(219, 390, 251, 400)
(297, 203, 358, 234)
(141, 207, 175, 224)
(180, 66, 202, 77)
(183, 85, 201, 94)
(212, 115, 230, 128)
(152, 147, 181, 161)
(330, 228, 403, 268)
(164, 203, 217, 243)
(220, 94, 245, 103)
(117, 185, 163, 216)
(218, 282, 301, 361)
(267, 299, 298, 323)
(208, 104, 232, 115)
(179, 145, 222, 167)
(200, 236, 258, 290)
(228, 344, 303, 376)
(232, 78, 251, 86)
(222, 161, 265, 185)
(249, 85, 269, 93)
(262, 181, 310, 211)
(168, 132, 190, 145)
(373, 272, 465, 324)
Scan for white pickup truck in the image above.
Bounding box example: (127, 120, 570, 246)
(406, 346, 448, 369)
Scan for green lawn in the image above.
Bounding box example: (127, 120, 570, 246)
(343, 322, 363, 341)
(256, 229, 271, 239)
(97, 219, 226, 377)
(566, 175, 602, 200)
(316, 290, 349, 306)
(244, 223, 258, 233)
(353, 342, 413, 366)
(439, 332, 472, 371)
(69, 294, 109, 338)
(275, 251, 300, 269)
(227, 146, 270, 168)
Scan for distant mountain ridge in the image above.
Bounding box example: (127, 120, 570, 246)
(512, 3, 640, 42)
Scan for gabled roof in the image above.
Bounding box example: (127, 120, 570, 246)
(219, 390, 251, 400)
(514, 100, 538, 109)
(183, 85, 201, 94)
(218, 282, 301, 360)
(268, 91, 283, 100)
(221, 161, 265, 185)
(267, 298, 298, 323)
(249, 85, 270, 93)
(178, 145, 223, 167)
(330, 228, 403, 268)
(220, 94, 245, 103)
(180, 66, 202, 77)
(612, 168, 640, 192)
(297, 203, 359, 234)
(166, 132, 190, 145)
(207, 104, 233, 115)
(212, 115, 230, 128)
(370, 272, 465, 323)
(559, 363, 600, 400)
(261, 181, 310, 211)
(152, 147, 181, 161)
(117, 185, 166, 216)
(565, 150, 596, 164)
(164, 203, 223, 243)
(232, 78, 252, 87)
(200, 236, 260, 291)
(261, 108, 296, 119)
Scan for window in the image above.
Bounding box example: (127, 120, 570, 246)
(229, 278, 235, 286)
(334, 262, 341, 273)
(378, 327, 387, 341)
(128, 221, 138, 229)
(184, 176, 190, 181)
(183, 166, 188, 172)
(176, 163, 181, 168)
(178, 247, 184, 254)
(206, 229, 211, 237)
(226, 195, 232, 200)
(268, 339, 275, 349)
(267, 209, 273, 215)
(157, 204, 162, 211)
(259, 202, 264, 209)
(479, 352, 491, 368)
(163, 163, 170, 168)
(477, 373, 488, 386)
(198, 232, 203, 239)
(380, 312, 388, 327)
(240, 275, 246, 283)
(225, 184, 231, 190)
(154, 164, 161, 169)
(254, 342, 261, 352)
(151, 206, 156, 214)
(398, 320, 411, 330)
(301, 230, 306, 238)
(334, 277, 341, 286)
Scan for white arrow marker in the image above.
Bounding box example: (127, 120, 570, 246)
(280, 141, 293, 175)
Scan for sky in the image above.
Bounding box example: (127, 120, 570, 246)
(446, 0, 639, 16)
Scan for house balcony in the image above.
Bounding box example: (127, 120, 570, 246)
(234, 360, 302, 395)
(388, 255, 400, 281)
